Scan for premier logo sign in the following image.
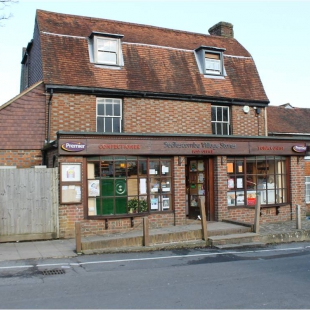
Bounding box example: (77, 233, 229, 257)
(61, 142, 86, 152)
(292, 145, 307, 153)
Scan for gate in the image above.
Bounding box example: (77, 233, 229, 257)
(0, 167, 59, 242)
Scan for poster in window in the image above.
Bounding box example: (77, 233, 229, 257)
(151, 198, 159, 210)
(61, 185, 81, 203)
(227, 162, 234, 173)
(237, 177, 243, 189)
(247, 191, 256, 206)
(88, 198, 97, 216)
(198, 173, 204, 183)
(236, 191, 244, 205)
(227, 192, 236, 206)
(227, 178, 234, 189)
(162, 198, 170, 210)
(190, 161, 197, 172)
(61, 163, 81, 182)
(198, 160, 204, 171)
(88, 180, 100, 197)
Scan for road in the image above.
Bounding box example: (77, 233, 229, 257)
(0, 242, 310, 309)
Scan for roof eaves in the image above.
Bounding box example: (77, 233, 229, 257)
(45, 84, 270, 106)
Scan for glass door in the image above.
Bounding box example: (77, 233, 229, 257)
(186, 157, 214, 221)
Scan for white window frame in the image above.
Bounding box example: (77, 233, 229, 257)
(211, 105, 230, 135)
(94, 37, 121, 65)
(205, 52, 222, 75)
(306, 176, 310, 203)
(96, 98, 122, 133)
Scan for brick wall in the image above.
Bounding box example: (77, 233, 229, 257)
(124, 98, 212, 134)
(49, 93, 96, 141)
(231, 105, 266, 136)
(0, 150, 42, 168)
(48, 94, 266, 138)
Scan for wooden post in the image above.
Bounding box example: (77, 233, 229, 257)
(200, 204, 208, 241)
(75, 222, 82, 254)
(143, 217, 150, 246)
(254, 193, 261, 233)
(296, 205, 301, 229)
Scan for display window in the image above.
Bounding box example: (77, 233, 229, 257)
(60, 163, 82, 204)
(227, 156, 288, 207)
(87, 156, 172, 217)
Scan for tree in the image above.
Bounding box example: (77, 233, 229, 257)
(0, 0, 18, 23)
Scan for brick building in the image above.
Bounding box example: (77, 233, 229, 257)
(0, 10, 309, 238)
(267, 104, 310, 215)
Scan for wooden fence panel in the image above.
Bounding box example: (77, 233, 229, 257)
(0, 168, 59, 242)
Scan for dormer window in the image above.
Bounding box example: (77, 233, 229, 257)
(95, 38, 118, 65)
(205, 52, 221, 75)
(89, 32, 124, 67)
(195, 46, 225, 77)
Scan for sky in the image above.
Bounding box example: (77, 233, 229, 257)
(0, 0, 309, 108)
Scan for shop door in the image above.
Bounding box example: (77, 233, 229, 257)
(186, 157, 214, 221)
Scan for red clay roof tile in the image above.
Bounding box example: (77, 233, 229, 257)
(36, 10, 268, 103)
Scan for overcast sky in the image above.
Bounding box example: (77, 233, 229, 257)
(0, 0, 309, 108)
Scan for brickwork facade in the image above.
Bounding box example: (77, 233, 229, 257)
(0, 150, 42, 168)
(231, 105, 266, 136)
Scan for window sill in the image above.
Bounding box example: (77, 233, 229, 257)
(94, 63, 123, 70)
(203, 74, 225, 79)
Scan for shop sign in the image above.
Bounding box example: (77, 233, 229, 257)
(61, 142, 86, 152)
(292, 145, 307, 153)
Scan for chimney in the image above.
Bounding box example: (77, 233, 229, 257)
(208, 22, 234, 38)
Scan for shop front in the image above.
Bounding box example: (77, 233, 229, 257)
(49, 132, 307, 238)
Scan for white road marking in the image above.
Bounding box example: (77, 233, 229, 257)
(0, 245, 309, 271)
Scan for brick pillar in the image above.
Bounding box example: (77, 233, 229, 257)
(173, 156, 186, 225)
(214, 156, 228, 221)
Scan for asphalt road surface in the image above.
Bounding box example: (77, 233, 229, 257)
(0, 242, 310, 309)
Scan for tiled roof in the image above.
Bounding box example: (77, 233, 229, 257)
(267, 105, 310, 134)
(35, 10, 269, 103)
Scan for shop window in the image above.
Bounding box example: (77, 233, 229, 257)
(211, 106, 230, 135)
(87, 156, 172, 217)
(227, 156, 288, 207)
(306, 177, 310, 203)
(97, 98, 122, 133)
(60, 163, 82, 204)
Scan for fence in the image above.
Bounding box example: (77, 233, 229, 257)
(0, 167, 59, 242)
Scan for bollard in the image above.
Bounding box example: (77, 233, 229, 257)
(75, 222, 82, 254)
(296, 205, 301, 229)
(254, 193, 261, 233)
(143, 217, 150, 246)
(199, 203, 208, 241)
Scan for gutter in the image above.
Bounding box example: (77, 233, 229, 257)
(45, 84, 270, 107)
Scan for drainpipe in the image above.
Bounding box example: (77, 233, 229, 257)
(47, 89, 53, 143)
(264, 107, 268, 136)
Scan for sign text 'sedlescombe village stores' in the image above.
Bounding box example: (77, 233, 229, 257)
(59, 139, 307, 156)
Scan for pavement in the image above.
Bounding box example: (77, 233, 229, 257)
(1, 218, 310, 262)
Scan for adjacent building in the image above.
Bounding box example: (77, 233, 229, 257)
(267, 104, 310, 215)
(0, 10, 309, 238)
